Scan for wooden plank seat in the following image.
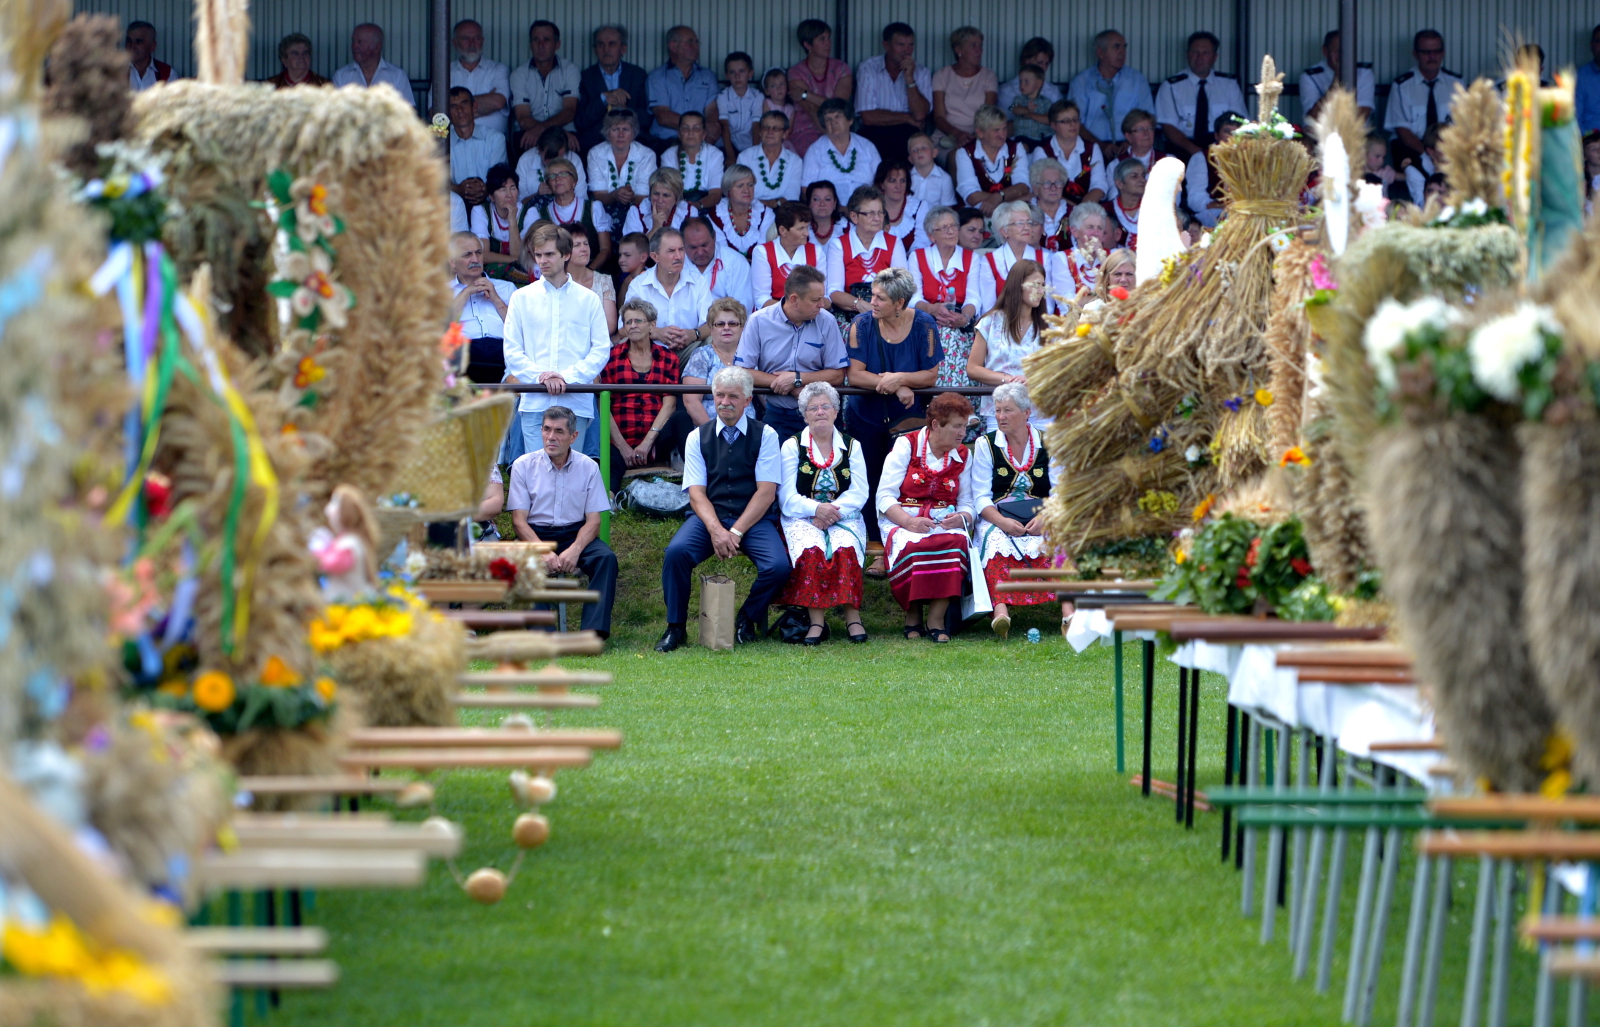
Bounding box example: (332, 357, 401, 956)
(1524, 919, 1600, 943)
(516, 589, 602, 605)
(539, 578, 581, 589)
(463, 630, 605, 661)
(1006, 570, 1161, 589)
(236, 776, 412, 798)
(459, 667, 613, 688)
(1289, 666, 1418, 684)
(232, 811, 392, 824)
(232, 821, 463, 858)
(453, 692, 602, 709)
(1167, 618, 1387, 643)
(337, 746, 593, 771)
(212, 961, 340, 989)
(1275, 645, 1413, 668)
(184, 927, 328, 955)
(1417, 831, 1600, 860)
(442, 610, 557, 629)
(472, 541, 556, 558)
(1547, 954, 1600, 979)
(196, 849, 426, 890)
(417, 580, 509, 604)
(1368, 739, 1444, 752)
(348, 727, 623, 750)
(1430, 796, 1600, 822)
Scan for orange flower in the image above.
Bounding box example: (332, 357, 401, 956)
(1192, 493, 1216, 522)
(1279, 446, 1311, 468)
(315, 677, 338, 703)
(293, 356, 326, 389)
(191, 671, 236, 712)
(440, 321, 468, 358)
(308, 183, 329, 217)
(260, 655, 302, 687)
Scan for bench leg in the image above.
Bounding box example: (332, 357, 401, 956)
(1175, 666, 1188, 824)
(1262, 727, 1288, 943)
(1113, 630, 1125, 774)
(1395, 854, 1434, 1025)
(1357, 820, 1403, 1025)
(1242, 717, 1261, 917)
(1461, 855, 1497, 1027)
(1343, 801, 1383, 1019)
(1486, 859, 1515, 1027)
(1141, 639, 1154, 797)
(1317, 749, 1353, 994)
(1533, 869, 1560, 1027)
(1184, 670, 1200, 829)
(1417, 855, 1453, 1025)
(1223, 704, 1237, 861)
(1294, 736, 1336, 979)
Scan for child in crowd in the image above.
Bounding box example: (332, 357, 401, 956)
(613, 232, 652, 324)
(1007, 66, 1053, 145)
(717, 52, 764, 161)
(1402, 123, 1444, 207)
(907, 132, 957, 206)
(516, 126, 589, 205)
(761, 67, 796, 138)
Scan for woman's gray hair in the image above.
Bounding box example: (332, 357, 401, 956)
(797, 381, 840, 414)
(922, 204, 958, 234)
(990, 199, 1032, 237)
(712, 365, 754, 398)
(721, 164, 756, 193)
(620, 298, 658, 323)
(992, 381, 1033, 413)
(872, 267, 917, 309)
(1028, 157, 1066, 188)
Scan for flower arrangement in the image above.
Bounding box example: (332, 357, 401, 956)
(0, 912, 172, 1004)
(74, 140, 171, 244)
(1430, 197, 1506, 230)
(150, 660, 337, 735)
(1154, 513, 1315, 615)
(308, 601, 416, 654)
(1229, 110, 1299, 141)
(1069, 535, 1171, 581)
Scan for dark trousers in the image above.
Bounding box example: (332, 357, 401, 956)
(845, 412, 894, 543)
(466, 337, 506, 385)
(662, 513, 790, 625)
(858, 122, 918, 163)
(758, 402, 806, 437)
(532, 521, 618, 636)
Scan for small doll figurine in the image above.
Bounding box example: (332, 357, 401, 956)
(308, 484, 379, 602)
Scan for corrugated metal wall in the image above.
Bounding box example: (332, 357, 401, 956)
(72, 0, 1600, 120)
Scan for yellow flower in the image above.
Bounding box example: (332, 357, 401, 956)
(1174, 549, 1188, 565)
(1075, 323, 1092, 338)
(1192, 493, 1217, 522)
(1279, 446, 1311, 468)
(156, 679, 188, 697)
(1540, 769, 1573, 799)
(260, 655, 302, 687)
(315, 676, 338, 703)
(1, 915, 171, 1005)
(1254, 388, 1274, 407)
(191, 671, 236, 712)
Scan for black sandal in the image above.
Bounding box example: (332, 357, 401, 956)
(846, 619, 869, 644)
(928, 627, 952, 643)
(902, 622, 925, 639)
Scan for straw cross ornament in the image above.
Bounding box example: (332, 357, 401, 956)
(1254, 55, 1283, 122)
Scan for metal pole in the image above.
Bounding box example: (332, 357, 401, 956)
(1418, 855, 1453, 1027)
(1233, 0, 1250, 85)
(1461, 855, 1497, 1027)
(1184, 670, 1200, 829)
(1223, 704, 1237, 860)
(1339, 0, 1358, 91)
(1396, 855, 1434, 1026)
(1293, 736, 1336, 978)
(834, 0, 849, 67)
(1176, 666, 1189, 824)
(599, 390, 612, 544)
(1486, 860, 1515, 1027)
(1142, 639, 1155, 797)
(1317, 749, 1352, 993)
(430, 0, 450, 119)
(1243, 717, 1261, 916)
(1114, 630, 1126, 774)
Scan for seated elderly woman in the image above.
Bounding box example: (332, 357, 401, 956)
(875, 391, 976, 642)
(777, 382, 870, 645)
(970, 382, 1068, 638)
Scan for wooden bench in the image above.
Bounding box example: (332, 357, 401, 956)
(336, 746, 593, 771)
(459, 667, 612, 688)
(184, 927, 328, 955)
(418, 580, 509, 604)
(348, 727, 622, 750)
(236, 776, 413, 798)
(196, 849, 427, 890)
(213, 961, 340, 989)
(231, 820, 463, 858)
(453, 692, 601, 709)
(442, 610, 557, 629)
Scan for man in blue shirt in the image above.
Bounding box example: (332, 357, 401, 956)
(1067, 30, 1151, 160)
(1578, 25, 1600, 134)
(646, 26, 722, 148)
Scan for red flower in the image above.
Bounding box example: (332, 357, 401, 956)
(1235, 567, 1252, 590)
(487, 558, 518, 583)
(144, 472, 173, 519)
(1291, 557, 1314, 577)
(1245, 537, 1261, 568)
(1109, 286, 1130, 301)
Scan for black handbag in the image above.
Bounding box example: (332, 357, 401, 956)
(767, 606, 813, 644)
(996, 498, 1044, 523)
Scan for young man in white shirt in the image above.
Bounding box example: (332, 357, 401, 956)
(502, 224, 612, 460)
(1299, 30, 1375, 124)
(450, 20, 511, 138)
(332, 23, 413, 99)
(1155, 31, 1246, 160)
(125, 21, 175, 91)
(626, 227, 713, 353)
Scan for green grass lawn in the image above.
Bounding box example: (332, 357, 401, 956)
(268, 513, 1542, 1026)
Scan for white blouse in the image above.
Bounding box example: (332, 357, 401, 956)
(662, 144, 726, 197)
(622, 200, 694, 236)
(874, 430, 975, 520)
(586, 141, 657, 197)
(970, 427, 1058, 514)
(707, 200, 774, 255)
(885, 195, 929, 252)
(779, 433, 869, 519)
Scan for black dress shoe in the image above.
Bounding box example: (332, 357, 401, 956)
(654, 625, 687, 652)
(801, 623, 830, 647)
(735, 613, 760, 645)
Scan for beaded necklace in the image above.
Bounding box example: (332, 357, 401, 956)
(607, 149, 636, 191)
(676, 146, 704, 193)
(1002, 428, 1036, 473)
(827, 140, 858, 175)
(805, 428, 838, 469)
(757, 149, 786, 191)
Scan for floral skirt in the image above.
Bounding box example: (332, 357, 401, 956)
(935, 326, 975, 388)
(779, 547, 864, 609)
(983, 554, 1056, 606)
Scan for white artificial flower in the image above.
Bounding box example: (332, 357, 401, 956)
(1460, 198, 1489, 217)
(404, 550, 428, 578)
(1466, 302, 1559, 402)
(1363, 296, 1462, 391)
(1184, 445, 1203, 463)
(1353, 182, 1388, 231)
(1436, 205, 1456, 223)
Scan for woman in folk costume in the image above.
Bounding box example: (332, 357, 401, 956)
(1039, 98, 1108, 207)
(1102, 157, 1147, 251)
(876, 159, 928, 252)
(751, 202, 821, 309)
(953, 104, 1032, 217)
(704, 165, 774, 258)
(876, 392, 977, 643)
(826, 184, 908, 330)
(970, 383, 1065, 638)
(621, 167, 696, 236)
(970, 199, 1049, 316)
(967, 259, 1050, 432)
(777, 382, 870, 645)
(909, 206, 980, 389)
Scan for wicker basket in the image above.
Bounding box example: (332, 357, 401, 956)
(390, 393, 515, 519)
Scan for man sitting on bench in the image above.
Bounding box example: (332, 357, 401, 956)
(656, 367, 790, 652)
(507, 405, 618, 640)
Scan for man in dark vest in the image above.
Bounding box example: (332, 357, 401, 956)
(657, 366, 790, 652)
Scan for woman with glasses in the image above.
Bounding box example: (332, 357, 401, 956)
(528, 157, 614, 270)
(1039, 99, 1107, 208)
(908, 207, 979, 390)
(601, 298, 683, 493)
(1027, 158, 1072, 250)
(776, 382, 870, 645)
(970, 381, 1061, 638)
(681, 297, 749, 427)
(622, 167, 695, 236)
(826, 185, 907, 331)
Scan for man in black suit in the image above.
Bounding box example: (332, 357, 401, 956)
(577, 25, 653, 152)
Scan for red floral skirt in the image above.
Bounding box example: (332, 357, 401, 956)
(887, 532, 969, 609)
(780, 547, 864, 609)
(984, 554, 1056, 606)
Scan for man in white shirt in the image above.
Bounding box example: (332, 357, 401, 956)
(737, 111, 805, 205)
(682, 217, 754, 313)
(855, 22, 932, 162)
(1155, 31, 1246, 160)
(626, 227, 713, 352)
(450, 20, 510, 138)
(1300, 31, 1375, 124)
(448, 232, 517, 383)
(656, 366, 788, 652)
(332, 24, 413, 100)
(448, 87, 505, 206)
(1183, 115, 1238, 228)
(1385, 30, 1463, 164)
(510, 20, 581, 153)
(503, 224, 611, 460)
(1067, 30, 1151, 157)
(125, 21, 175, 91)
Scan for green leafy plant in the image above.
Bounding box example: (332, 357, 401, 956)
(1154, 514, 1314, 615)
(1072, 536, 1171, 581)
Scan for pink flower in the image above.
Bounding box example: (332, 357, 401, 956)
(1309, 254, 1337, 292)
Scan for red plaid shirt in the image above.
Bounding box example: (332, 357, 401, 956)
(601, 342, 682, 446)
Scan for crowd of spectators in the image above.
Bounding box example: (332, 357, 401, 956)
(124, 15, 1600, 647)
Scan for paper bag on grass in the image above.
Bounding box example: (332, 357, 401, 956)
(699, 574, 737, 650)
